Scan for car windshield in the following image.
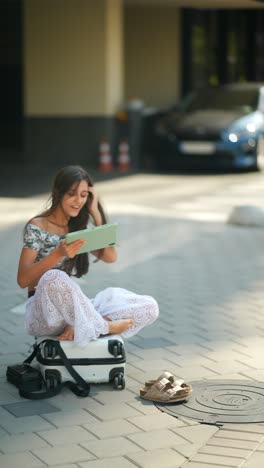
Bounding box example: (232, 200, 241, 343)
(186, 88, 259, 113)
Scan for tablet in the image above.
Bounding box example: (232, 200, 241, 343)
(65, 223, 118, 255)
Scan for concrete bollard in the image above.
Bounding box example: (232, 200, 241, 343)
(227, 205, 264, 227)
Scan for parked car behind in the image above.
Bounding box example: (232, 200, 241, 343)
(152, 82, 264, 171)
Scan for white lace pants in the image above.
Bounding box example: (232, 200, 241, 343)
(24, 270, 159, 347)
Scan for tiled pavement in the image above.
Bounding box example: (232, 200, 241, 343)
(1, 168, 264, 467)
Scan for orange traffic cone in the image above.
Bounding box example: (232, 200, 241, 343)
(99, 138, 113, 172)
(117, 138, 131, 172)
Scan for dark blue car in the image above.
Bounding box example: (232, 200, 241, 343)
(153, 83, 264, 171)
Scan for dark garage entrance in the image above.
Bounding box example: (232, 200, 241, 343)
(181, 8, 264, 94)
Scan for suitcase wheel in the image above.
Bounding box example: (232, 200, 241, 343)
(45, 369, 61, 390)
(113, 373, 125, 390)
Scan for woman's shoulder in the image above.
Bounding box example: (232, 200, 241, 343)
(24, 218, 50, 239)
(26, 218, 64, 242)
(28, 217, 48, 230)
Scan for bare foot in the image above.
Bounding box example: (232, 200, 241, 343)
(107, 319, 134, 334)
(57, 324, 74, 341)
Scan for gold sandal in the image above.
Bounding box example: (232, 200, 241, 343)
(140, 377, 192, 403)
(144, 371, 192, 393)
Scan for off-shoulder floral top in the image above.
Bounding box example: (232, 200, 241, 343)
(23, 223, 67, 270)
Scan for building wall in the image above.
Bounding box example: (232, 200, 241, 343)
(124, 6, 181, 109)
(24, 0, 123, 116)
(23, 0, 123, 166)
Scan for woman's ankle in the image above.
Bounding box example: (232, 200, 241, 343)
(108, 318, 134, 334)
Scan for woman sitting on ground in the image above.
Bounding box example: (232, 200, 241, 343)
(17, 165, 159, 347)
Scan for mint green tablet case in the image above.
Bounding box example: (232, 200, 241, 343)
(65, 223, 117, 255)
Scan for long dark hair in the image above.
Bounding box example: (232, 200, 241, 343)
(30, 165, 107, 277)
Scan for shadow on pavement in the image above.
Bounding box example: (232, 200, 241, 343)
(0, 163, 137, 198)
(1, 161, 255, 198)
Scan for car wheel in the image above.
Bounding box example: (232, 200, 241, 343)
(256, 134, 264, 171)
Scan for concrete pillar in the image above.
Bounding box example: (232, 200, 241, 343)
(105, 0, 124, 115)
(124, 6, 181, 108)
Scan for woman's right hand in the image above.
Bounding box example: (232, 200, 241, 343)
(17, 239, 86, 289)
(58, 239, 86, 258)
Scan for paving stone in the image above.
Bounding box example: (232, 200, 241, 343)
(222, 424, 264, 434)
(127, 448, 186, 468)
(37, 425, 97, 445)
(32, 444, 94, 465)
(83, 419, 139, 438)
(0, 390, 20, 405)
(174, 442, 205, 459)
(240, 369, 264, 381)
(125, 370, 159, 386)
(0, 353, 28, 364)
(48, 465, 79, 468)
(131, 336, 175, 349)
(234, 356, 264, 369)
(126, 398, 161, 415)
(199, 444, 251, 458)
(90, 387, 137, 405)
(207, 437, 259, 451)
(165, 344, 214, 356)
(127, 412, 184, 431)
(170, 366, 218, 380)
(129, 358, 183, 372)
(202, 360, 255, 374)
(80, 436, 141, 458)
(243, 452, 264, 468)
(0, 406, 54, 434)
(2, 400, 60, 417)
(42, 392, 99, 411)
(0, 335, 31, 347)
(214, 430, 263, 442)
(257, 441, 264, 451)
(0, 343, 30, 355)
(86, 402, 142, 421)
(41, 408, 99, 427)
(0, 364, 9, 379)
(126, 428, 188, 450)
(0, 452, 45, 468)
(78, 456, 138, 468)
(0, 432, 49, 453)
(168, 355, 218, 368)
(132, 348, 176, 360)
(172, 424, 218, 445)
(204, 373, 250, 380)
(190, 453, 244, 466)
(0, 426, 8, 438)
(184, 464, 234, 468)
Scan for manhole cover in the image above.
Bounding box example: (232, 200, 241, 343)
(156, 380, 264, 426)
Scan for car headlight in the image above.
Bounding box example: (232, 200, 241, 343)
(225, 121, 261, 142)
(246, 123, 257, 133)
(228, 133, 239, 143)
(226, 127, 257, 142)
